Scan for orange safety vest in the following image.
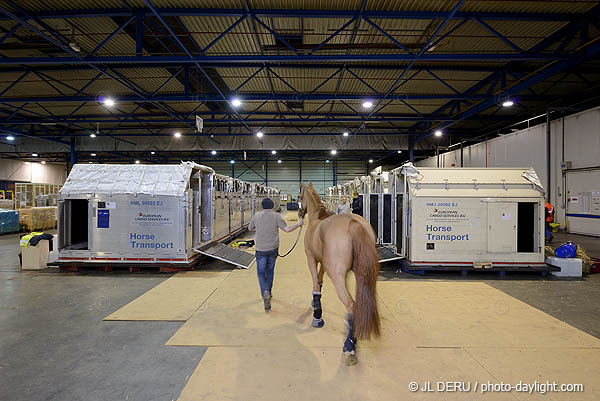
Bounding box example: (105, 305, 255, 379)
(545, 202, 554, 223)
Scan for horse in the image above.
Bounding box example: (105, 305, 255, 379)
(298, 182, 381, 365)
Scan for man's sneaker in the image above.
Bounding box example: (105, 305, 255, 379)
(262, 291, 271, 310)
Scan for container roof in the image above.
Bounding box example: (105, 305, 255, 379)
(400, 165, 544, 197)
(60, 162, 211, 196)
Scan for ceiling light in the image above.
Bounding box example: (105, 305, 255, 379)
(230, 160, 235, 164)
(69, 42, 81, 52)
(103, 98, 115, 107)
(6, 135, 15, 141)
(41, 161, 46, 165)
(31, 153, 38, 157)
(362, 101, 373, 108)
(397, 150, 402, 154)
(325, 159, 330, 163)
(91, 153, 96, 156)
(369, 159, 373, 163)
(256, 131, 263, 138)
(331, 150, 337, 155)
(434, 130, 443, 137)
(277, 159, 282, 164)
(502, 100, 514, 107)
(342, 132, 349, 137)
(231, 98, 242, 107)
(211, 150, 217, 155)
(135, 160, 140, 164)
(150, 151, 155, 155)
(174, 132, 182, 138)
(90, 133, 96, 138)
(271, 150, 276, 155)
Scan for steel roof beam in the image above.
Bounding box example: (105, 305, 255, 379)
(0, 64, 548, 73)
(0, 94, 549, 103)
(0, 53, 578, 66)
(0, 115, 516, 125)
(0, 8, 586, 22)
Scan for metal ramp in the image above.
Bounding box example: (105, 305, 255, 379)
(378, 246, 403, 263)
(194, 242, 256, 269)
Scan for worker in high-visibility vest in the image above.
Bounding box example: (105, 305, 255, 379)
(545, 201, 554, 243)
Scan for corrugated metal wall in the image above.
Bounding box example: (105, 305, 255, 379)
(200, 160, 367, 197)
(267, 160, 300, 195)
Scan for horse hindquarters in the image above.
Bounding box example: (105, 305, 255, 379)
(350, 220, 381, 339)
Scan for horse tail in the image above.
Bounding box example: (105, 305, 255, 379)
(350, 219, 381, 339)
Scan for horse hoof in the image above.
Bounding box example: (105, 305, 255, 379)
(312, 318, 324, 328)
(343, 352, 358, 366)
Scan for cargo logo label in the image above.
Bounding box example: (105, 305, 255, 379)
(429, 209, 467, 220)
(133, 212, 173, 226)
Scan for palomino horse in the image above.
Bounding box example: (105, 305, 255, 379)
(298, 182, 381, 365)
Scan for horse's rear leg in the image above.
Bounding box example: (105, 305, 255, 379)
(307, 255, 324, 328)
(331, 271, 358, 366)
(317, 264, 325, 291)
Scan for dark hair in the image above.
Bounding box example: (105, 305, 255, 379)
(262, 197, 274, 209)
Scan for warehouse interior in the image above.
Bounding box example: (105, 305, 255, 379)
(1, 1, 600, 400)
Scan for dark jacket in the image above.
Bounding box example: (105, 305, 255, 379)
(352, 196, 363, 216)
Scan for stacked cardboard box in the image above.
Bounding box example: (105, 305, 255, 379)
(19, 207, 58, 231)
(0, 199, 14, 210)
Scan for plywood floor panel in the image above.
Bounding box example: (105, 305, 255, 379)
(104, 271, 230, 321)
(465, 348, 600, 400)
(377, 281, 600, 349)
(177, 346, 516, 401)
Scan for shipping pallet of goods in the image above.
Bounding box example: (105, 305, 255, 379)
(19, 207, 58, 231)
(15, 183, 61, 209)
(0, 209, 19, 234)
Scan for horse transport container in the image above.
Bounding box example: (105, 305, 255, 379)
(329, 164, 547, 271)
(393, 165, 547, 270)
(57, 162, 278, 269)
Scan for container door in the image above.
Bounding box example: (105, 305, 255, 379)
(369, 194, 379, 239)
(487, 203, 517, 253)
(395, 193, 405, 256)
(382, 193, 392, 244)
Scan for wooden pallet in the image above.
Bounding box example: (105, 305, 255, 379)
(400, 263, 558, 277)
(54, 260, 201, 273)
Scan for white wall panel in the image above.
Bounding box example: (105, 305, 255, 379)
(416, 105, 600, 234)
(0, 158, 66, 185)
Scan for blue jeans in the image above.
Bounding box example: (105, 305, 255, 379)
(545, 222, 553, 240)
(255, 248, 278, 295)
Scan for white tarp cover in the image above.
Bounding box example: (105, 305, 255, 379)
(522, 168, 545, 193)
(60, 162, 205, 197)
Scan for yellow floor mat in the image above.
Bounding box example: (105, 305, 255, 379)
(104, 271, 230, 321)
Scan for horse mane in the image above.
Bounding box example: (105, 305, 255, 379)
(307, 185, 334, 220)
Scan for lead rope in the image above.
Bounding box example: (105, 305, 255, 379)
(278, 224, 303, 257)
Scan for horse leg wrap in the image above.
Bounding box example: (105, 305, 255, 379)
(312, 291, 324, 327)
(343, 314, 356, 354)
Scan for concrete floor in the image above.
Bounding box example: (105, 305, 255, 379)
(0, 230, 598, 400)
